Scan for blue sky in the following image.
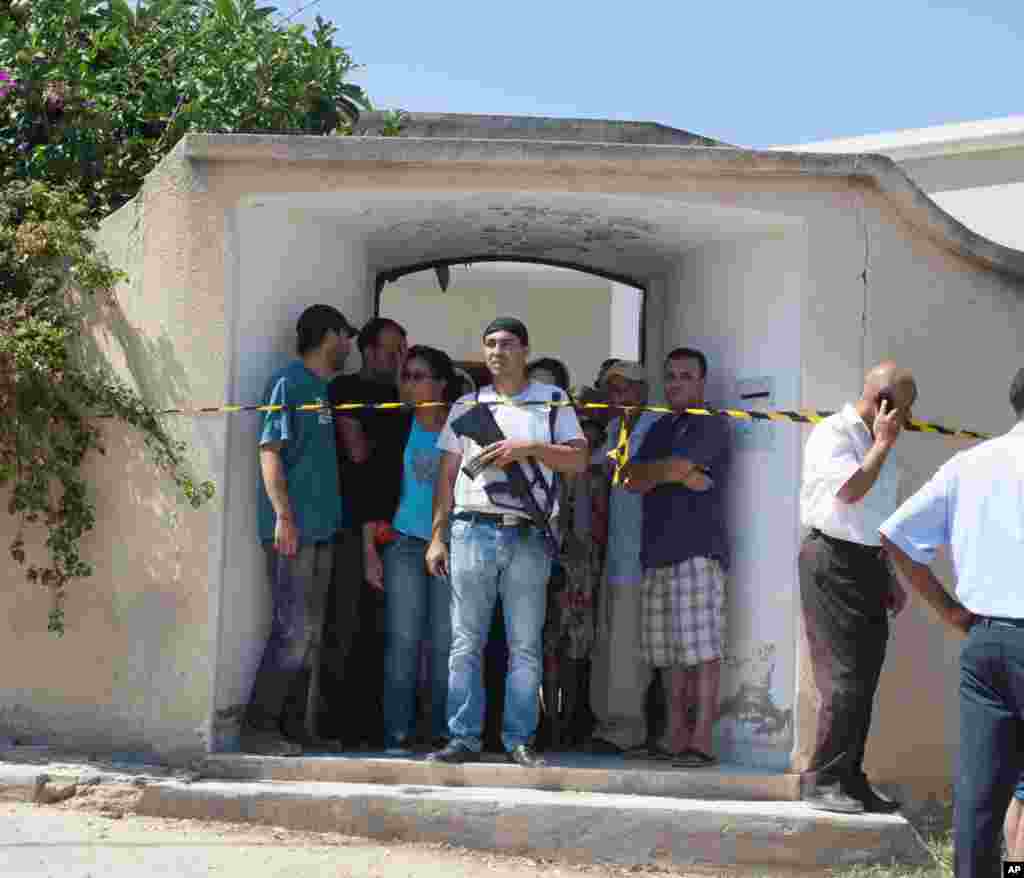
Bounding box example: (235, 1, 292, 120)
(280, 0, 1023, 147)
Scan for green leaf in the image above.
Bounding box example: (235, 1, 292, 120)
(213, 0, 239, 26)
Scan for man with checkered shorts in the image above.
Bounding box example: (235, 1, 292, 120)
(620, 347, 730, 768)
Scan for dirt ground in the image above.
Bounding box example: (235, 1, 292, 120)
(2, 793, 772, 878)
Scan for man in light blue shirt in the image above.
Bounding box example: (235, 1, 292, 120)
(587, 362, 662, 756)
(880, 368, 1024, 878)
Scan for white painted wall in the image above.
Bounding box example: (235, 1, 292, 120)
(664, 232, 806, 769)
(610, 283, 643, 361)
(213, 207, 372, 744)
(799, 189, 1024, 796)
(380, 262, 615, 389)
(778, 119, 1024, 254)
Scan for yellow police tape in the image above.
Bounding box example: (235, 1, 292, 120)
(153, 398, 988, 487)
(154, 398, 990, 441)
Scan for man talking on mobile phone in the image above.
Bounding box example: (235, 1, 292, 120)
(798, 361, 917, 814)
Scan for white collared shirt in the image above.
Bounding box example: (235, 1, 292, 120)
(800, 403, 901, 547)
(881, 422, 1024, 618)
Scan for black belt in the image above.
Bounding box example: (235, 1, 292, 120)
(452, 511, 536, 529)
(809, 528, 883, 557)
(976, 615, 1024, 630)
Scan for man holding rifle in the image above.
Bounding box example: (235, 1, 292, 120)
(426, 317, 587, 767)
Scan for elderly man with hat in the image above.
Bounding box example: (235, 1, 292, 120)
(586, 361, 666, 755)
(426, 317, 588, 767)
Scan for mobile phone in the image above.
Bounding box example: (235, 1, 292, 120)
(876, 390, 896, 412)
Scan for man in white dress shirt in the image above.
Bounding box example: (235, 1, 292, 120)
(881, 368, 1024, 878)
(798, 361, 917, 814)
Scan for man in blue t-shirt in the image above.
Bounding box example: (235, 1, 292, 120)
(243, 304, 357, 757)
(621, 347, 730, 768)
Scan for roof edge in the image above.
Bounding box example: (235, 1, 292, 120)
(175, 133, 1024, 284)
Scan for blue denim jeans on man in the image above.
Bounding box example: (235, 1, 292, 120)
(447, 518, 553, 752)
(955, 618, 1024, 878)
(382, 532, 452, 747)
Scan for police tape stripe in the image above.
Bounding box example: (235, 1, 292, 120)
(150, 399, 991, 442)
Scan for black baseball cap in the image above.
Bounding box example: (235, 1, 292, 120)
(483, 317, 529, 346)
(296, 304, 357, 339)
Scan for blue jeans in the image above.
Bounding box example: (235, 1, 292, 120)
(382, 532, 452, 747)
(955, 618, 1024, 878)
(447, 517, 553, 752)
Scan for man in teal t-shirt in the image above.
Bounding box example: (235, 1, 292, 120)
(243, 304, 356, 757)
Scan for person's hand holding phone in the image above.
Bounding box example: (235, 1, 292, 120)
(873, 394, 904, 448)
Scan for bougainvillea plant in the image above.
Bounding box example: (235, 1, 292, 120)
(0, 0, 372, 633)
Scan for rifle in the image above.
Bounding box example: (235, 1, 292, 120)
(450, 400, 561, 554)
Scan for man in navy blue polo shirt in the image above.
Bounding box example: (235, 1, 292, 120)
(621, 347, 730, 768)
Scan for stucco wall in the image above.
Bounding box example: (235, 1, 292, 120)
(212, 207, 372, 747)
(663, 233, 806, 769)
(3, 132, 1020, 782)
(379, 262, 614, 388)
(0, 159, 228, 761)
(796, 184, 1024, 800)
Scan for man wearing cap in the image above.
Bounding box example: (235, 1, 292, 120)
(587, 361, 665, 756)
(880, 368, 1024, 878)
(243, 304, 357, 756)
(426, 318, 588, 767)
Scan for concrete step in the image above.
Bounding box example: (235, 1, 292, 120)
(136, 777, 932, 871)
(200, 752, 802, 802)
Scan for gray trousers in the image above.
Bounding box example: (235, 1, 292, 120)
(588, 571, 652, 750)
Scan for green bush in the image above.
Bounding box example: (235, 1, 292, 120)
(0, 0, 371, 632)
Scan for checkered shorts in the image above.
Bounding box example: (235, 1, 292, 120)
(641, 557, 726, 668)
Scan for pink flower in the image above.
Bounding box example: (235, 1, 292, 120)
(0, 69, 15, 100)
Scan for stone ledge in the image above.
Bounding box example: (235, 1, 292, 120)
(201, 753, 801, 802)
(137, 778, 933, 870)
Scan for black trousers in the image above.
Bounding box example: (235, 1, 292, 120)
(955, 618, 1024, 878)
(799, 529, 891, 789)
(316, 526, 367, 741)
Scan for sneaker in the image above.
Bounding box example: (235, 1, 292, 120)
(425, 740, 481, 764)
(384, 746, 414, 757)
(506, 744, 546, 768)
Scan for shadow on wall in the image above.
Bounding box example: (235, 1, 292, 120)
(75, 285, 218, 509)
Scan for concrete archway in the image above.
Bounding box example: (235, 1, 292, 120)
(5, 118, 1021, 799)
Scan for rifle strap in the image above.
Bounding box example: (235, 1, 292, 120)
(475, 387, 560, 530)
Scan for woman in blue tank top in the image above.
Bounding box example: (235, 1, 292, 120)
(365, 345, 458, 755)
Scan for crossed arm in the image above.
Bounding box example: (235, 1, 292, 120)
(619, 457, 713, 494)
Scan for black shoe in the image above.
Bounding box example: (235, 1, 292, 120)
(239, 726, 303, 757)
(585, 737, 624, 755)
(506, 744, 546, 768)
(845, 777, 901, 813)
(803, 784, 865, 814)
(425, 740, 480, 764)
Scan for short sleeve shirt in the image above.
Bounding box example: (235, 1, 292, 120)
(880, 422, 1024, 618)
(392, 419, 443, 541)
(602, 411, 662, 585)
(800, 404, 901, 546)
(633, 412, 731, 570)
(437, 381, 584, 518)
(257, 360, 342, 545)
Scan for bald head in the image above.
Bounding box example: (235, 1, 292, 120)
(860, 361, 917, 423)
(863, 361, 916, 398)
